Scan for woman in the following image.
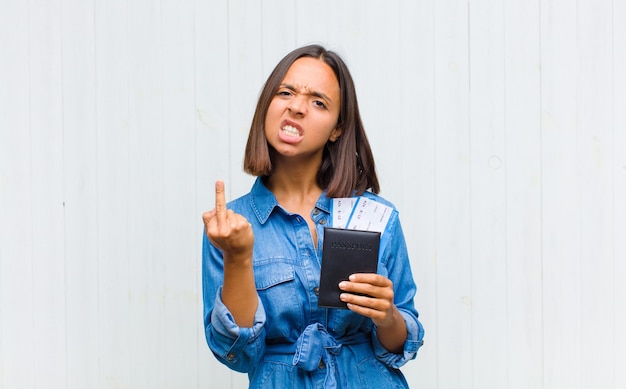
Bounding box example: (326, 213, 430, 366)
(202, 44, 424, 388)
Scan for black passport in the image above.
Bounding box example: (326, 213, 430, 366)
(318, 227, 380, 309)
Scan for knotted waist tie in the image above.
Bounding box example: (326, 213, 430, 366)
(266, 323, 369, 389)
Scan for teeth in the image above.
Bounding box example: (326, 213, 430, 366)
(282, 125, 300, 137)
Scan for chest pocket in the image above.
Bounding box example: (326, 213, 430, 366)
(255, 262, 294, 290)
(254, 260, 304, 339)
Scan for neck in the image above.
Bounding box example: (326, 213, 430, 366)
(266, 158, 324, 209)
(267, 169, 321, 198)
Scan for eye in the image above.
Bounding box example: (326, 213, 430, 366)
(277, 89, 293, 97)
(313, 100, 327, 109)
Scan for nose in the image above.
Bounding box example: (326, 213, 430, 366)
(287, 94, 307, 115)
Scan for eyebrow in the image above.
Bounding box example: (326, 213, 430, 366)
(281, 83, 333, 103)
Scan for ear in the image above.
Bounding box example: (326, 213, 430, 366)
(329, 127, 342, 142)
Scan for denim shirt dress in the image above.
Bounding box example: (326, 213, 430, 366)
(202, 178, 424, 389)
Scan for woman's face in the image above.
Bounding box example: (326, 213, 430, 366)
(264, 57, 342, 162)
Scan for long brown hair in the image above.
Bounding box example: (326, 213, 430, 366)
(243, 44, 379, 197)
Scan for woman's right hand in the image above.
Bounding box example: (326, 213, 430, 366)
(203, 181, 258, 326)
(203, 180, 254, 261)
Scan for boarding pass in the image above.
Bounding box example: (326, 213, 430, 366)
(331, 197, 393, 234)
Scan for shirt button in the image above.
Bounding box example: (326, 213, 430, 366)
(226, 353, 235, 361)
(314, 287, 319, 296)
(313, 208, 320, 215)
(319, 219, 326, 225)
(318, 359, 325, 369)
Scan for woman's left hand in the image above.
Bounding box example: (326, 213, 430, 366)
(338, 273, 398, 328)
(339, 273, 408, 353)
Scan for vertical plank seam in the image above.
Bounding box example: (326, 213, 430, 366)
(610, 0, 617, 385)
(501, 1, 510, 387)
(60, 0, 70, 387)
(575, 1, 583, 386)
(538, 1, 545, 386)
(193, 1, 199, 387)
(27, 0, 36, 385)
(431, 1, 438, 386)
(93, 0, 101, 385)
(466, 1, 474, 387)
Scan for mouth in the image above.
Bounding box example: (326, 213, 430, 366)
(281, 124, 301, 138)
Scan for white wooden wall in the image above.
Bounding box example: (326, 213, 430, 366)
(0, 0, 624, 388)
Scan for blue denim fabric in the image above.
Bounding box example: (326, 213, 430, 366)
(202, 177, 424, 388)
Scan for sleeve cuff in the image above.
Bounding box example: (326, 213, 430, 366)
(372, 310, 424, 369)
(206, 287, 266, 369)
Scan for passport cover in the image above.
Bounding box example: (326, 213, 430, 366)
(318, 227, 380, 309)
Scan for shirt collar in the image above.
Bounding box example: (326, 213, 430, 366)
(249, 177, 332, 225)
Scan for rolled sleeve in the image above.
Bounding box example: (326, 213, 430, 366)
(371, 309, 424, 369)
(206, 287, 266, 373)
(368, 209, 425, 369)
